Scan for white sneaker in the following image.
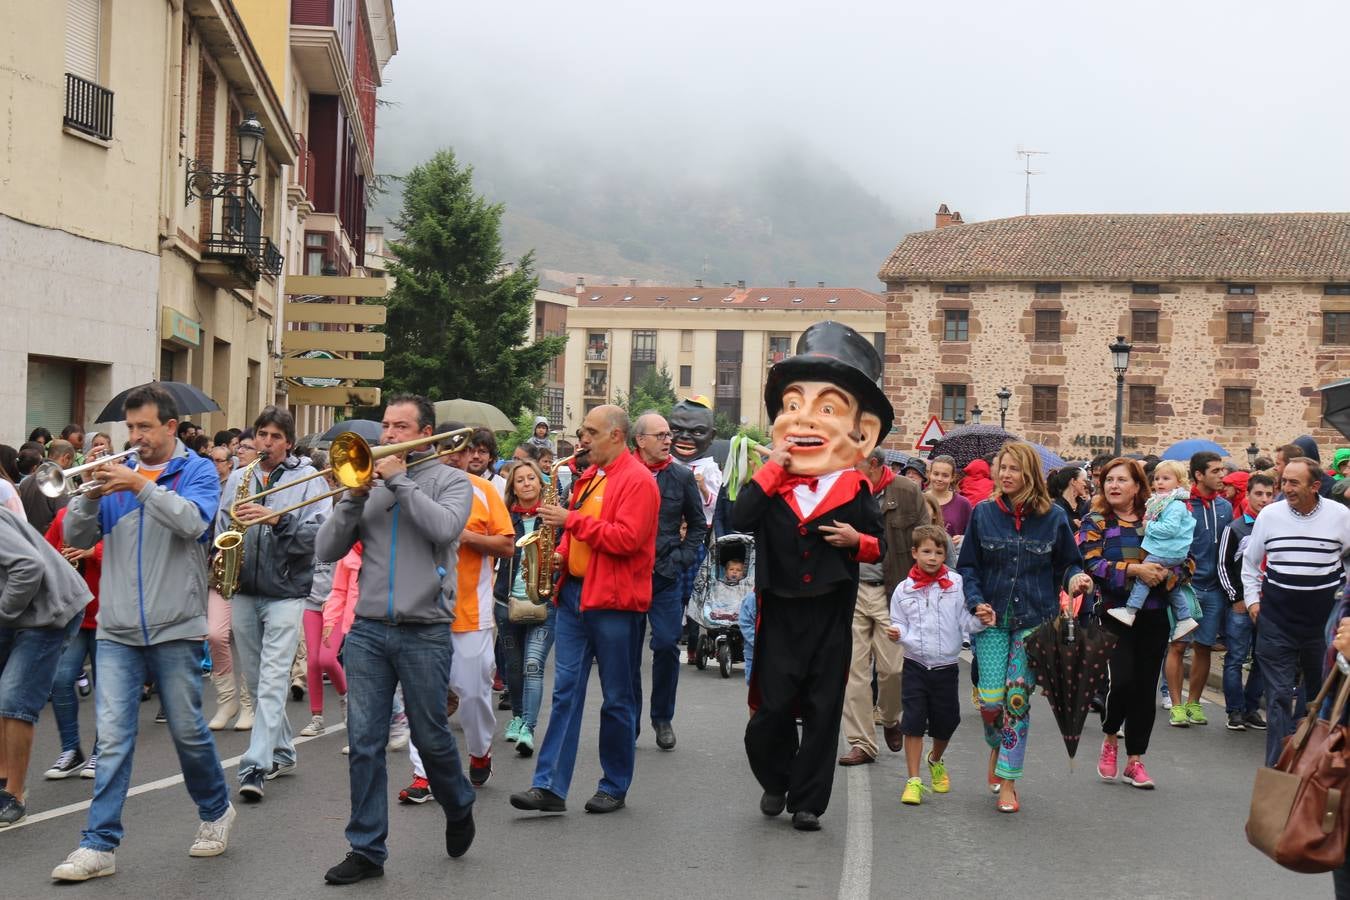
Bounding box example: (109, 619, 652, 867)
(188, 803, 236, 857)
(80, 754, 98, 779)
(52, 847, 116, 881)
(1171, 617, 1199, 640)
(1106, 606, 1137, 626)
(387, 725, 409, 752)
(300, 715, 325, 737)
(1162, 694, 1173, 710)
(341, 745, 350, 755)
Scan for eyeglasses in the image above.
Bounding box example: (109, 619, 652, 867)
(639, 432, 673, 441)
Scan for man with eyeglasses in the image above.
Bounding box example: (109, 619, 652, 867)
(631, 413, 707, 750)
(235, 432, 258, 470)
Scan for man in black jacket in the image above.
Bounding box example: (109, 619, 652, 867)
(732, 321, 891, 832)
(631, 413, 707, 751)
(1217, 472, 1274, 731)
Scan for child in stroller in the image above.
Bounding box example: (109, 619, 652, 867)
(689, 534, 755, 678)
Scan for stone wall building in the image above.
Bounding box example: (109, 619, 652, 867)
(880, 209, 1350, 458)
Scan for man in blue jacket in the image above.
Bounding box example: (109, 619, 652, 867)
(52, 384, 234, 882)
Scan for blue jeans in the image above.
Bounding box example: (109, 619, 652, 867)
(81, 639, 230, 851)
(1125, 554, 1189, 619)
(1254, 615, 1326, 767)
(343, 618, 474, 866)
(51, 622, 98, 751)
(0, 616, 80, 723)
(494, 600, 558, 731)
(229, 595, 302, 778)
(531, 578, 642, 800)
(633, 574, 682, 724)
(1187, 585, 1227, 647)
(1222, 608, 1265, 715)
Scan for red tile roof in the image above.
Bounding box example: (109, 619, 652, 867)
(571, 286, 884, 311)
(879, 213, 1350, 283)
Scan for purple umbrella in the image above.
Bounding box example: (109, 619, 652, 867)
(928, 424, 1020, 469)
(1030, 443, 1068, 475)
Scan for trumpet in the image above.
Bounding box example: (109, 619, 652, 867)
(35, 448, 139, 498)
(224, 426, 475, 526)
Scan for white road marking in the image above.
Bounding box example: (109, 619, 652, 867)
(837, 764, 872, 900)
(4, 723, 348, 832)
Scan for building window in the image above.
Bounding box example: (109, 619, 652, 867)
(767, 334, 792, 364)
(1132, 284, 1160, 295)
(1227, 284, 1256, 295)
(679, 365, 691, 388)
(1128, 385, 1156, 424)
(940, 384, 967, 423)
(680, 329, 693, 352)
(542, 387, 563, 427)
(1131, 309, 1159, 343)
(1224, 388, 1252, 427)
(1324, 312, 1350, 345)
(1033, 309, 1061, 342)
(1324, 285, 1350, 295)
(630, 330, 656, 385)
(586, 331, 608, 361)
(1034, 283, 1061, 296)
(1226, 311, 1255, 344)
(304, 232, 329, 276)
(65, 0, 104, 83)
(1031, 386, 1058, 423)
(942, 309, 969, 342)
(943, 283, 970, 295)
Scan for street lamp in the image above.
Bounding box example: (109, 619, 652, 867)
(236, 112, 265, 174)
(996, 386, 1012, 430)
(954, 411, 966, 426)
(1247, 442, 1260, 469)
(971, 404, 983, 425)
(185, 111, 267, 203)
(1110, 334, 1133, 458)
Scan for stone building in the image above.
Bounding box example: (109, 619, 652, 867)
(879, 209, 1350, 457)
(562, 281, 885, 435)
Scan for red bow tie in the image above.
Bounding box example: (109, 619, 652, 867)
(777, 475, 820, 496)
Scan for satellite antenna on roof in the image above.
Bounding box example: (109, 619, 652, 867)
(1016, 146, 1048, 216)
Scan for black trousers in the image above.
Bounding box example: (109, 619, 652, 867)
(1100, 606, 1170, 757)
(744, 585, 855, 816)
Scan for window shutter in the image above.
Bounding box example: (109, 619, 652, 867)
(26, 359, 76, 437)
(66, 0, 101, 82)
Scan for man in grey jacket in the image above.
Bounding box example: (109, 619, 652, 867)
(315, 394, 476, 885)
(53, 383, 235, 883)
(221, 406, 331, 803)
(0, 505, 91, 827)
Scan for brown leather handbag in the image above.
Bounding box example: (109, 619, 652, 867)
(1246, 668, 1350, 873)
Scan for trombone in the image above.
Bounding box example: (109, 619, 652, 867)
(226, 426, 474, 526)
(36, 447, 139, 498)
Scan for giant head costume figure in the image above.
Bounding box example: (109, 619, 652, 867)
(670, 397, 717, 464)
(763, 321, 893, 477)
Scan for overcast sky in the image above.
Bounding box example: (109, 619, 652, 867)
(376, 0, 1350, 224)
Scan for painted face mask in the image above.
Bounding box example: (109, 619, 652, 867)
(669, 401, 717, 462)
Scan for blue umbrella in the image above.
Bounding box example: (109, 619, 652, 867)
(1161, 438, 1229, 462)
(1030, 443, 1068, 475)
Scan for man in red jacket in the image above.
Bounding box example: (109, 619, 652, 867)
(509, 405, 659, 816)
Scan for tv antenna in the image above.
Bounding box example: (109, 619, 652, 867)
(1016, 146, 1048, 215)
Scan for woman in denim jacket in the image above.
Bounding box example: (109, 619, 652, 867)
(956, 442, 1091, 813)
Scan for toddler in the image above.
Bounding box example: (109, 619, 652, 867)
(1106, 460, 1199, 640)
(723, 558, 747, 586)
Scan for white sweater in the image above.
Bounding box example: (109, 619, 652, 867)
(889, 570, 986, 669)
(1242, 498, 1350, 634)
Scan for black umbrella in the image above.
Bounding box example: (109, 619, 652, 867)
(1321, 380, 1350, 440)
(927, 424, 1019, 468)
(319, 419, 381, 445)
(95, 381, 220, 424)
(1023, 609, 1118, 760)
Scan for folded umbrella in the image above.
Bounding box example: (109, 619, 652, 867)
(927, 424, 1019, 469)
(96, 381, 220, 424)
(1023, 608, 1118, 761)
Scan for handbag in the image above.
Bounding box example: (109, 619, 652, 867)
(1245, 666, 1350, 873)
(508, 594, 548, 625)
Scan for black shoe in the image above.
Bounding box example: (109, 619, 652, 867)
(792, 810, 821, 831)
(1245, 711, 1268, 730)
(324, 851, 384, 885)
(1226, 712, 1246, 731)
(654, 721, 676, 751)
(445, 810, 475, 858)
(239, 770, 265, 803)
(154, 707, 166, 724)
(290, 682, 305, 702)
(266, 761, 297, 780)
(759, 792, 786, 817)
(509, 787, 566, 812)
(497, 693, 512, 710)
(583, 791, 625, 814)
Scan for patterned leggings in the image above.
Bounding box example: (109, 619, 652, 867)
(974, 626, 1037, 781)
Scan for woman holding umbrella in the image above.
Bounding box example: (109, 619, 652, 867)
(1080, 458, 1194, 790)
(956, 442, 1091, 813)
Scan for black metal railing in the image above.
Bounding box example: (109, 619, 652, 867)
(64, 73, 114, 141)
(202, 232, 284, 278)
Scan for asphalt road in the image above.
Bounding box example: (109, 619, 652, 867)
(1, 654, 1323, 899)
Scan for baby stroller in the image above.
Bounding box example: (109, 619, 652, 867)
(689, 533, 755, 678)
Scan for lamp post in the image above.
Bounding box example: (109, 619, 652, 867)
(1110, 335, 1133, 458)
(185, 111, 267, 203)
(996, 386, 1012, 430)
(971, 404, 983, 425)
(1247, 442, 1260, 469)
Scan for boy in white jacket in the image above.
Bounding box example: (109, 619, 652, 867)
(888, 525, 993, 805)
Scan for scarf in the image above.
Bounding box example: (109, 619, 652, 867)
(634, 448, 673, 473)
(995, 496, 1025, 532)
(511, 503, 540, 516)
(908, 564, 953, 590)
(1189, 484, 1218, 507)
(871, 464, 895, 495)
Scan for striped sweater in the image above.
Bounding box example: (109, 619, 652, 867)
(1079, 511, 1193, 611)
(1242, 499, 1350, 636)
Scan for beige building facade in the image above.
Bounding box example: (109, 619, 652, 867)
(562, 282, 885, 435)
(880, 210, 1350, 457)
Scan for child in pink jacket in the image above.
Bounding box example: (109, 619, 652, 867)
(321, 542, 363, 648)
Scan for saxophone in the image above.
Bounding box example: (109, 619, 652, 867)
(211, 458, 260, 598)
(516, 454, 574, 603)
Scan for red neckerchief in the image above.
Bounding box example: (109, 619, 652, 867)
(634, 448, 673, 473)
(995, 496, 1025, 532)
(1189, 484, 1217, 508)
(871, 464, 895, 495)
(511, 503, 540, 516)
(908, 564, 953, 590)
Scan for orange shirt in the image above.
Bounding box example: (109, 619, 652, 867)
(137, 462, 166, 484)
(566, 473, 607, 578)
(453, 473, 514, 632)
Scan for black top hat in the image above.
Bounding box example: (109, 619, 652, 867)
(765, 321, 894, 439)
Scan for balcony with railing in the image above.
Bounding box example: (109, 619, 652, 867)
(584, 375, 608, 398)
(200, 190, 284, 288)
(288, 132, 316, 205)
(586, 344, 609, 362)
(64, 73, 114, 141)
(766, 350, 790, 366)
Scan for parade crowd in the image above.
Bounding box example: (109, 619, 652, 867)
(1, 353, 1350, 890)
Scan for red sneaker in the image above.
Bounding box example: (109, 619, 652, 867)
(492, 672, 504, 693)
(1097, 738, 1118, 781)
(1122, 760, 1155, 789)
(399, 775, 432, 804)
(469, 754, 492, 787)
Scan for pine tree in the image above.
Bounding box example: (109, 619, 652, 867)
(376, 149, 565, 416)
